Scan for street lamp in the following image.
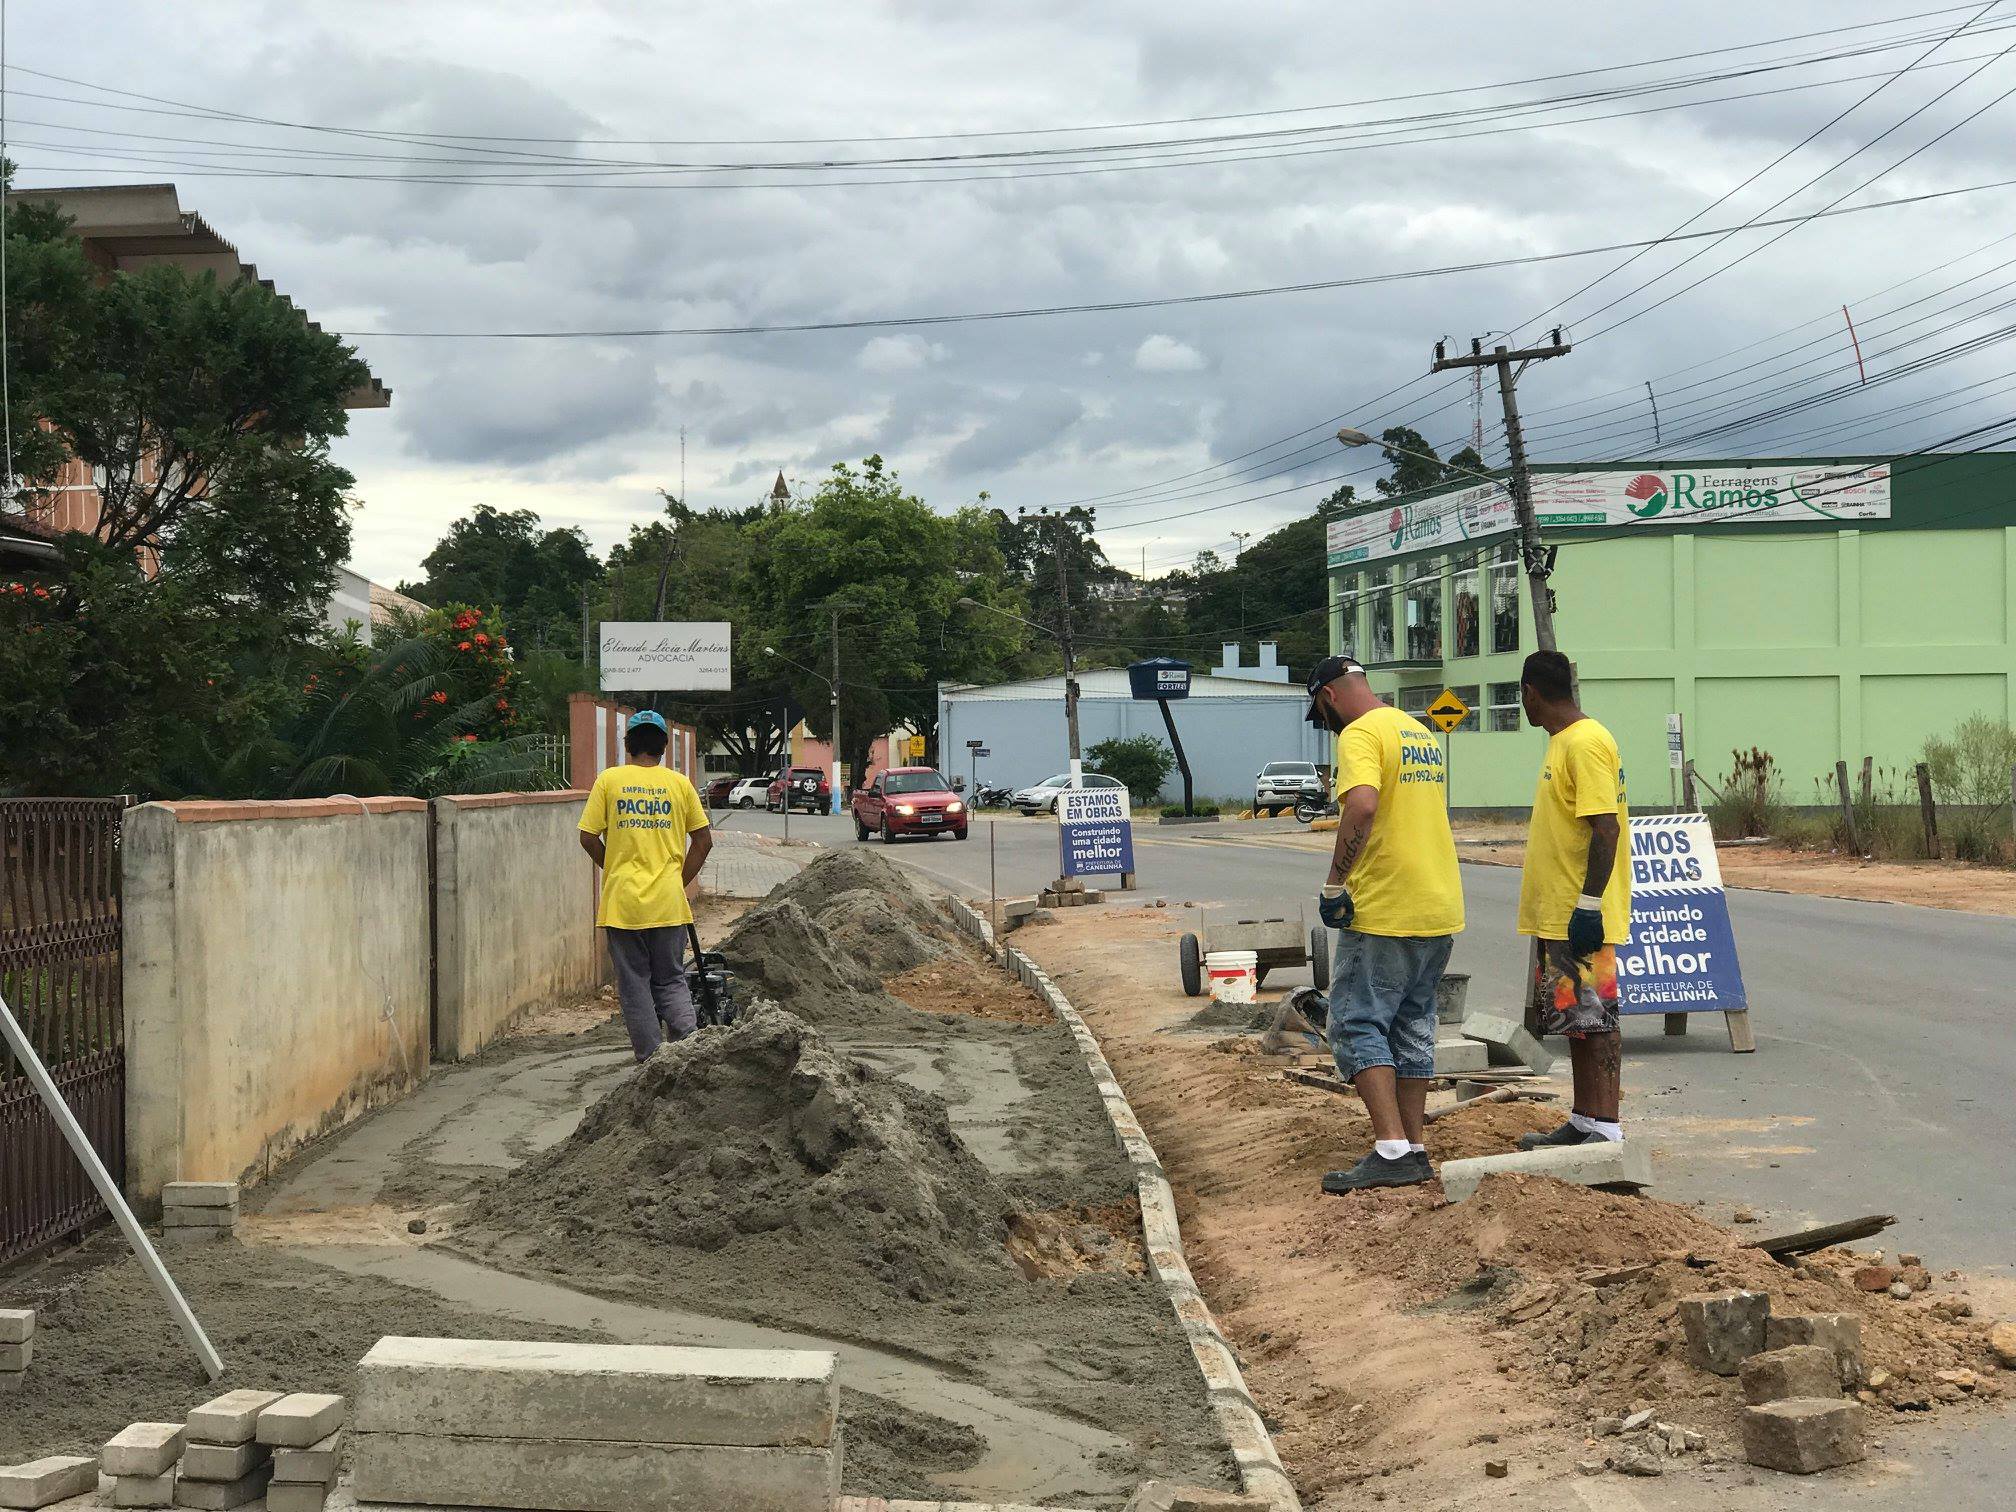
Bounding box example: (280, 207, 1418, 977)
(1336, 426, 1507, 495)
(957, 596, 1082, 785)
(762, 644, 843, 816)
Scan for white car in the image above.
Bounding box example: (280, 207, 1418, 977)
(1009, 772, 1123, 814)
(1254, 760, 1324, 813)
(726, 777, 770, 809)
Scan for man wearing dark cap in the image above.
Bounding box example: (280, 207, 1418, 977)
(1305, 655, 1465, 1191)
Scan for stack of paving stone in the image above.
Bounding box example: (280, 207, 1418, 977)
(0, 1309, 32, 1388)
(257, 1394, 347, 1512)
(160, 1182, 238, 1247)
(352, 1336, 842, 1512)
(177, 1389, 282, 1508)
(102, 1422, 185, 1509)
(0, 1454, 96, 1510)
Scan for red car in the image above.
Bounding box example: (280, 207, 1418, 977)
(767, 765, 832, 814)
(703, 776, 737, 809)
(853, 767, 968, 842)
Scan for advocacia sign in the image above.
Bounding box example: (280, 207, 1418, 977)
(1615, 813, 1748, 1016)
(1326, 463, 1890, 567)
(599, 622, 733, 692)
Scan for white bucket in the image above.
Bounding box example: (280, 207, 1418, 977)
(1205, 949, 1259, 1004)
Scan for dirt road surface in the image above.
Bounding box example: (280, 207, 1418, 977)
(1013, 903, 2016, 1511)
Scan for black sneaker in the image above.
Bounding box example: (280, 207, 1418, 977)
(1322, 1149, 1433, 1193)
(1517, 1122, 1610, 1151)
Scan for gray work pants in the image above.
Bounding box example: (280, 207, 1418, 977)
(605, 925, 695, 1061)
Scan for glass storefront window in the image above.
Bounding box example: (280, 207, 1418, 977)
(1367, 567, 1394, 663)
(1488, 680, 1522, 732)
(1451, 554, 1481, 659)
(1404, 559, 1442, 661)
(1489, 543, 1520, 654)
(1450, 683, 1481, 733)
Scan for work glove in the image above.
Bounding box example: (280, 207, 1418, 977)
(1567, 895, 1606, 958)
(1318, 883, 1355, 931)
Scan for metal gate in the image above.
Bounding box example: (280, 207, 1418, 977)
(0, 798, 125, 1266)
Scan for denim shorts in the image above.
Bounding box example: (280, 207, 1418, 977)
(1327, 930, 1456, 1081)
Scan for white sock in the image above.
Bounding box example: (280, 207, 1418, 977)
(1571, 1113, 1623, 1142)
(1374, 1138, 1412, 1161)
(1408, 1142, 1426, 1153)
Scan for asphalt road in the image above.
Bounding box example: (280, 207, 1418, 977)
(714, 805, 2016, 1271)
(714, 804, 2016, 1507)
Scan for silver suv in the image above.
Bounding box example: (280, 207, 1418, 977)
(1254, 760, 1323, 813)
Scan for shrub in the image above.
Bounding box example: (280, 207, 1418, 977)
(1705, 747, 1782, 839)
(1921, 714, 2016, 865)
(1086, 733, 1177, 802)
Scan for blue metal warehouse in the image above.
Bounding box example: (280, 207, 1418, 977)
(937, 669, 1330, 803)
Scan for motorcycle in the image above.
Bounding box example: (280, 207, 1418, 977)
(972, 782, 1014, 810)
(1294, 793, 1339, 825)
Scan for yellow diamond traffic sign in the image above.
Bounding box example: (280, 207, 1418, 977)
(1424, 688, 1470, 733)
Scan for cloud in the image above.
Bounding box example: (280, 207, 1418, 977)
(1133, 335, 1209, 373)
(856, 334, 947, 373)
(943, 386, 1086, 475)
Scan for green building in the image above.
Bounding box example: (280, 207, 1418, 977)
(1323, 453, 2016, 810)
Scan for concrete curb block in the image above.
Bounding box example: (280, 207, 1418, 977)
(954, 904, 1298, 1512)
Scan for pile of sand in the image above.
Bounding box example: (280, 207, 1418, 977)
(717, 849, 978, 1025)
(464, 1002, 1016, 1306)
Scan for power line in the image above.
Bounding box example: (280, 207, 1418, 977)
(317, 179, 2016, 339)
(6, 9, 1998, 151)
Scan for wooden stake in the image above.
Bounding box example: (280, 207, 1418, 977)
(1858, 756, 1872, 807)
(1835, 760, 1861, 855)
(1916, 762, 1940, 859)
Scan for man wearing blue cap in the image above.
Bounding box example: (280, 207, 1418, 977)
(578, 710, 715, 1060)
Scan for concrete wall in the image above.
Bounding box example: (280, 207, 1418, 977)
(434, 792, 598, 1061)
(124, 799, 431, 1200)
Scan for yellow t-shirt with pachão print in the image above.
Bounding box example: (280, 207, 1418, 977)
(1516, 716, 1631, 944)
(1333, 706, 1464, 938)
(579, 763, 709, 929)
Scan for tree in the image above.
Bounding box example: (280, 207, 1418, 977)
(401, 503, 603, 653)
(30, 260, 371, 630)
(1086, 734, 1176, 802)
(742, 456, 1024, 783)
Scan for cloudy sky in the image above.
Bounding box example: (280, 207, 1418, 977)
(16, 1, 2016, 584)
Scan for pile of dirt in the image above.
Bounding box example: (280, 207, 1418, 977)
(1298, 1172, 2008, 1447)
(463, 1002, 1015, 1307)
(886, 956, 1054, 1026)
(765, 847, 970, 936)
(716, 899, 923, 1029)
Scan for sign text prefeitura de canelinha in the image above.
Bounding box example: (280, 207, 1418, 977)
(599, 622, 733, 692)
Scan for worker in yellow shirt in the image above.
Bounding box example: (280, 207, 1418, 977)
(1305, 655, 1465, 1192)
(578, 711, 715, 1061)
(1514, 650, 1632, 1147)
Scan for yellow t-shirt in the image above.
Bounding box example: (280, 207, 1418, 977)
(1334, 706, 1465, 938)
(1516, 717, 1631, 943)
(579, 763, 710, 930)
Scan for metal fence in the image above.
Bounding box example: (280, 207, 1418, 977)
(0, 798, 126, 1266)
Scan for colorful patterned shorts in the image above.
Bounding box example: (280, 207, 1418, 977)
(1535, 940, 1620, 1039)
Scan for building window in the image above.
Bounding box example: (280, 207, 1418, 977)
(1489, 543, 1520, 654)
(1487, 680, 1521, 732)
(1367, 567, 1395, 663)
(1451, 554, 1481, 659)
(1404, 559, 1442, 661)
(1397, 685, 1433, 717)
(1450, 684, 1482, 733)
(1333, 571, 1355, 652)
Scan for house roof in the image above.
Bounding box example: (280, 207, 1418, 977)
(7, 182, 390, 409)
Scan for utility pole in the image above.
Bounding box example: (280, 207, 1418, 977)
(828, 606, 843, 815)
(1022, 507, 1087, 784)
(1430, 332, 1571, 653)
(580, 583, 591, 668)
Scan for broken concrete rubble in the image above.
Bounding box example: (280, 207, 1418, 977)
(1679, 1290, 1770, 1375)
(1741, 1345, 1840, 1405)
(1741, 1398, 1865, 1474)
